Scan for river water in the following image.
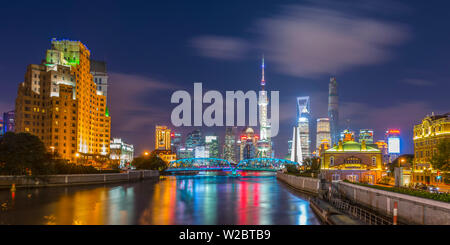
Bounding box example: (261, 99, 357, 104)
(0, 172, 320, 225)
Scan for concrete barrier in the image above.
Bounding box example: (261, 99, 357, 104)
(276, 172, 320, 194)
(0, 170, 159, 189)
(337, 181, 450, 225)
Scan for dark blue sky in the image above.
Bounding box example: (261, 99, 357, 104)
(0, 0, 449, 157)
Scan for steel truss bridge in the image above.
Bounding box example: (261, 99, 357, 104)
(166, 157, 300, 173)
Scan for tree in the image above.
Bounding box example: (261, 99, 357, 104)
(0, 132, 53, 175)
(430, 138, 450, 171)
(389, 154, 414, 173)
(132, 151, 168, 171)
(303, 157, 321, 173)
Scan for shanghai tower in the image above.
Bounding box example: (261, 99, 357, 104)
(328, 76, 339, 146)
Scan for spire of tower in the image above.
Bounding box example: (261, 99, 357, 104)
(261, 55, 265, 88)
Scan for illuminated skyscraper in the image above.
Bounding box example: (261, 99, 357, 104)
(223, 126, 236, 163)
(328, 76, 339, 146)
(386, 129, 401, 163)
(3, 111, 15, 133)
(297, 96, 311, 160)
(290, 126, 302, 163)
(359, 129, 374, 144)
(239, 127, 258, 160)
(205, 135, 219, 158)
(171, 132, 182, 155)
(257, 57, 272, 158)
(15, 39, 111, 163)
(186, 129, 203, 149)
(91, 60, 108, 103)
(155, 125, 171, 150)
(316, 118, 331, 150)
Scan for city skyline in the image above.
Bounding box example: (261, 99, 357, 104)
(1, 0, 449, 156)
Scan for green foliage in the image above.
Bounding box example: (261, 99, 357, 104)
(0, 132, 51, 175)
(51, 160, 119, 174)
(285, 164, 299, 174)
(343, 180, 450, 203)
(132, 151, 168, 171)
(378, 176, 392, 185)
(430, 138, 450, 171)
(303, 157, 321, 172)
(389, 154, 414, 173)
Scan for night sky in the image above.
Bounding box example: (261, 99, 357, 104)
(1, 0, 449, 157)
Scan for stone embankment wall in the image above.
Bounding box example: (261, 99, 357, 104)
(276, 172, 320, 194)
(337, 181, 450, 225)
(0, 170, 159, 189)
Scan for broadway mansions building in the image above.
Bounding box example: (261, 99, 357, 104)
(15, 39, 111, 165)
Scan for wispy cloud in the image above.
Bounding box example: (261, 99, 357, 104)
(401, 78, 435, 87)
(190, 36, 249, 60)
(190, 1, 410, 78)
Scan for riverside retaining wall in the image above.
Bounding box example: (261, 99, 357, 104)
(276, 172, 320, 194)
(337, 181, 450, 225)
(0, 170, 159, 189)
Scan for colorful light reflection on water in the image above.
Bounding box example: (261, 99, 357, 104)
(0, 172, 320, 225)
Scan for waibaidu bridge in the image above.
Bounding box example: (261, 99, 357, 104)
(166, 157, 300, 173)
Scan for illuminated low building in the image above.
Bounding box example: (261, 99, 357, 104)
(155, 150, 177, 164)
(110, 138, 134, 168)
(413, 112, 450, 184)
(320, 139, 383, 184)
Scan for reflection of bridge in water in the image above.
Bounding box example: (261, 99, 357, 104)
(166, 157, 300, 173)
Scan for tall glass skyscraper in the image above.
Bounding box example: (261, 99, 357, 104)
(328, 77, 339, 146)
(316, 118, 331, 150)
(186, 129, 203, 149)
(205, 135, 219, 158)
(223, 126, 236, 163)
(297, 96, 311, 159)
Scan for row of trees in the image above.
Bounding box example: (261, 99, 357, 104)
(131, 151, 167, 171)
(0, 132, 119, 175)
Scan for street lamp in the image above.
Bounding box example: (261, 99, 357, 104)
(144, 151, 150, 157)
(75, 152, 80, 164)
(49, 146, 55, 159)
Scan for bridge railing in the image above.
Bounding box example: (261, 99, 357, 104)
(167, 158, 300, 171)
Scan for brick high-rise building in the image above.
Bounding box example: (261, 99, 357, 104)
(15, 39, 111, 164)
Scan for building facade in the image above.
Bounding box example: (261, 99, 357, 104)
(386, 129, 401, 163)
(359, 129, 374, 144)
(110, 138, 134, 168)
(328, 77, 339, 146)
(90, 60, 108, 103)
(155, 125, 171, 150)
(186, 129, 203, 149)
(321, 139, 383, 184)
(223, 126, 236, 163)
(294, 96, 311, 161)
(205, 135, 219, 158)
(316, 118, 331, 151)
(413, 112, 450, 184)
(15, 39, 111, 164)
(3, 111, 15, 133)
(238, 127, 258, 161)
